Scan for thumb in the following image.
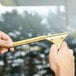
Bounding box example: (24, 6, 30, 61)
(49, 44, 58, 56)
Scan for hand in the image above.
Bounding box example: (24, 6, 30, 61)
(49, 42, 75, 76)
(0, 31, 14, 54)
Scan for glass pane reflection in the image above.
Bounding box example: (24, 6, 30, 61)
(0, 5, 76, 76)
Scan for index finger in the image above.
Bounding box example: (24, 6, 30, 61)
(60, 41, 69, 51)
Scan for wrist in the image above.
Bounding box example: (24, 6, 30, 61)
(58, 67, 74, 76)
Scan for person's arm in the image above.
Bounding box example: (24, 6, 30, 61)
(49, 42, 75, 76)
(0, 31, 14, 54)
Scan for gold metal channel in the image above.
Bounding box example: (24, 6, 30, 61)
(0, 32, 68, 48)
